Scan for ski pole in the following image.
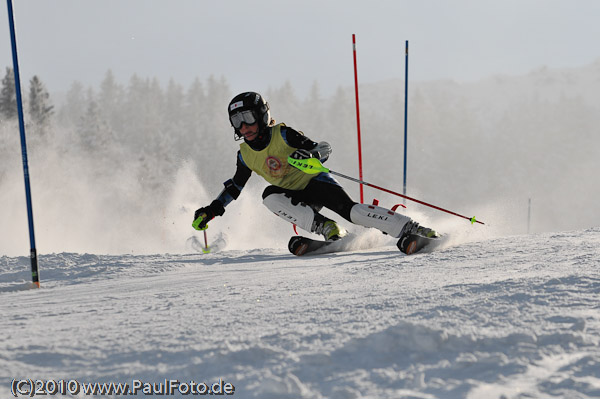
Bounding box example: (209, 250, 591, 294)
(288, 157, 484, 225)
(203, 230, 210, 254)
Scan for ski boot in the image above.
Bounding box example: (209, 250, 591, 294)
(312, 213, 346, 241)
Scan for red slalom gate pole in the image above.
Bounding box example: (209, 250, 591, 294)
(352, 34, 364, 204)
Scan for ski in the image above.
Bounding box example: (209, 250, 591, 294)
(289, 232, 446, 257)
(397, 233, 444, 255)
(288, 235, 349, 256)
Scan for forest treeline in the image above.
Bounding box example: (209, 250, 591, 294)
(2, 62, 599, 233)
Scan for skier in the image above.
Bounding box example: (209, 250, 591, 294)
(193, 91, 438, 254)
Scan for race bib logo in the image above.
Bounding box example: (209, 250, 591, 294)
(264, 156, 287, 177)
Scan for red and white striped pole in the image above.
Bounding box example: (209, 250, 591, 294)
(352, 34, 364, 204)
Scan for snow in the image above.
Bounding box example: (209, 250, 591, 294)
(1, 228, 599, 398)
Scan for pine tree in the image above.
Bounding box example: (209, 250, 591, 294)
(183, 77, 206, 139)
(163, 78, 185, 138)
(0, 67, 17, 121)
(301, 81, 324, 135)
(58, 81, 86, 128)
(78, 87, 112, 150)
(28, 75, 54, 131)
(98, 69, 124, 135)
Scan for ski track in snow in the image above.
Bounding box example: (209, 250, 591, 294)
(1, 228, 599, 399)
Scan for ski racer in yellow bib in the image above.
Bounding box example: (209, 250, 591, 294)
(193, 92, 437, 251)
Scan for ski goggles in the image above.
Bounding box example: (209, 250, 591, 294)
(230, 110, 257, 129)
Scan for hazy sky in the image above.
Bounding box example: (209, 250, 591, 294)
(1, 0, 599, 98)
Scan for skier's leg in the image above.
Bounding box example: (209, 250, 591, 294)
(349, 203, 438, 239)
(262, 192, 314, 232)
(286, 177, 439, 255)
(283, 176, 355, 221)
(263, 178, 436, 240)
(349, 203, 412, 238)
(297, 178, 427, 239)
(262, 187, 344, 240)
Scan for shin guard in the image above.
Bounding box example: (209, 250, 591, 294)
(350, 203, 411, 238)
(263, 193, 315, 233)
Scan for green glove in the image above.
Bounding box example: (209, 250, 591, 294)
(192, 212, 209, 231)
(192, 200, 225, 231)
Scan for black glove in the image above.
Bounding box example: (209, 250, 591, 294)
(193, 200, 225, 230)
(290, 149, 313, 160)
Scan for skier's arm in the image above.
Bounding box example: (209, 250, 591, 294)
(283, 126, 332, 162)
(193, 152, 252, 230)
(215, 152, 252, 207)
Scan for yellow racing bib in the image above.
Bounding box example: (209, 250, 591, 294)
(239, 124, 315, 190)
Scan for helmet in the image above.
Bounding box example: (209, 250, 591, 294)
(227, 92, 271, 140)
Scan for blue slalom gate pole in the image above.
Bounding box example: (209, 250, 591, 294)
(403, 40, 409, 201)
(6, 0, 40, 287)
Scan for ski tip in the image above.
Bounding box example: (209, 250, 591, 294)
(293, 243, 309, 256)
(288, 236, 308, 256)
(405, 240, 418, 255)
(397, 233, 444, 255)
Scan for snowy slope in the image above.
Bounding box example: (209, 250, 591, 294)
(1, 228, 599, 399)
